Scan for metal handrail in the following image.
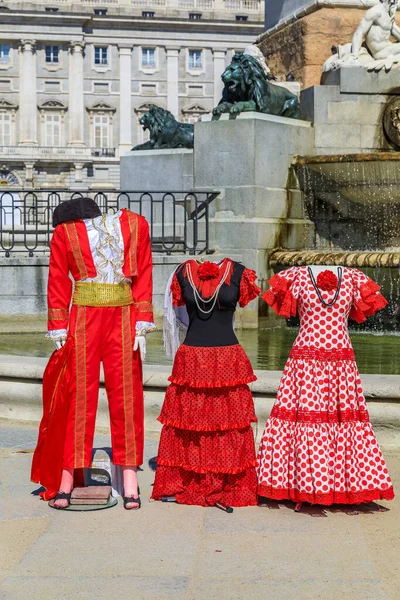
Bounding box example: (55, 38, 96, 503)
(0, 189, 218, 256)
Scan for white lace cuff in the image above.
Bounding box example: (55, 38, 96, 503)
(46, 329, 68, 341)
(135, 321, 156, 336)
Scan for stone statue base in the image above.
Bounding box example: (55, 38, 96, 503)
(322, 66, 400, 94)
(194, 112, 315, 317)
(121, 148, 193, 192)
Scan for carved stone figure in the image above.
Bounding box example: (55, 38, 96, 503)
(324, 0, 400, 72)
(131, 106, 194, 151)
(212, 52, 300, 119)
(383, 96, 400, 146)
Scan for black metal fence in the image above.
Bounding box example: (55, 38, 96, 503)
(0, 189, 218, 256)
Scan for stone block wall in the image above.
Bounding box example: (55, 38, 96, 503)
(0, 253, 259, 329)
(300, 69, 398, 154)
(257, 7, 381, 89)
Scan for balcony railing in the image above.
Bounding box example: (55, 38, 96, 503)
(131, 0, 166, 5)
(0, 146, 117, 161)
(225, 0, 260, 10)
(178, 0, 213, 8)
(91, 148, 116, 157)
(0, 189, 218, 256)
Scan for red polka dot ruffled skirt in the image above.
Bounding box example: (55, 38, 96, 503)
(256, 351, 394, 505)
(151, 344, 258, 506)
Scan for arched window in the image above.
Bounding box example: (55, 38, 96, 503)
(38, 100, 67, 147)
(86, 101, 116, 150)
(0, 98, 17, 146)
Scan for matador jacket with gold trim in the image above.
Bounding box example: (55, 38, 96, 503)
(47, 208, 154, 332)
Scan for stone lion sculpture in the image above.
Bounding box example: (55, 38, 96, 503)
(131, 106, 194, 151)
(212, 52, 300, 119)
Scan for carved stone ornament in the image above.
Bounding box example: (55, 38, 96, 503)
(38, 100, 67, 111)
(383, 96, 400, 147)
(0, 165, 19, 186)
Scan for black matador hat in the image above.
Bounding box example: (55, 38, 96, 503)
(52, 197, 102, 228)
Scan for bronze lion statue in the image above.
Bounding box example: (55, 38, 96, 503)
(131, 106, 194, 151)
(212, 53, 300, 119)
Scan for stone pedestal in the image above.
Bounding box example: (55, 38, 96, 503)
(301, 67, 400, 154)
(194, 112, 315, 325)
(120, 148, 193, 191)
(120, 148, 194, 243)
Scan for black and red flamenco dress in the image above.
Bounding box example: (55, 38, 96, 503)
(256, 266, 394, 506)
(152, 258, 261, 506)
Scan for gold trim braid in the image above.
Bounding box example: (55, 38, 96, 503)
(72, 282, 134, 307)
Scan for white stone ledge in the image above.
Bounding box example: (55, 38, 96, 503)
(1, 355, 400, 448)
(1, 355, 400, 400)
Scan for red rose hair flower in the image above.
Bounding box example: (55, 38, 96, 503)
(197, 261, 220, 281)
(316, 270, 338, 292)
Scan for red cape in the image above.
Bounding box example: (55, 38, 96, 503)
(31, 339, 73, 500)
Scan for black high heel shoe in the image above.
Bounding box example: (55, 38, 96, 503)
(53, 491, 72, 509)
(123, 486, 141, 510)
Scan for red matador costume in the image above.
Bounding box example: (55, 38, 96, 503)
(31, 198, 155, 500)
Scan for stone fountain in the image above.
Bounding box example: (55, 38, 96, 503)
(120, 21, 400, 328)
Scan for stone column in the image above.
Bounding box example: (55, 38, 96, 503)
(212, 48, 226, 106)
(118, 45, 133, 155)
(166, 46, 180, 118)
(19, 40, 38, 146)
(68, 41, 85, 147)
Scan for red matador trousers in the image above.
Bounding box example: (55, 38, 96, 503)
(62, 304, 144, 469)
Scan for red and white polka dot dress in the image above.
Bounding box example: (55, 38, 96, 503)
(256, 266, 395, 505)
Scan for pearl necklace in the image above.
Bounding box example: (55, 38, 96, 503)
(187, 260, 231, 315)
(308, 266, 343, 307)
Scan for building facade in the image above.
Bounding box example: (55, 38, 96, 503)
(0, 0, 264, 189)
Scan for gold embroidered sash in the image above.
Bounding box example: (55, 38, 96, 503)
(72, 282, 134, 307)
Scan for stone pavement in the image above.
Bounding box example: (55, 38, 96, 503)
(0, 422, 399, 600)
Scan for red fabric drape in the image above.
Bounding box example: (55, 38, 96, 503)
(31, 339, 73, 500)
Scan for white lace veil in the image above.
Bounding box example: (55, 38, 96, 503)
(163, 267, 189, 358)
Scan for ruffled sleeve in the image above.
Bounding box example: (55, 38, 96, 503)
(238, 268, 261, 308)
(170, 273, 185, 307)
(349, 269, 388, 323)
(262, 267, 299, 318)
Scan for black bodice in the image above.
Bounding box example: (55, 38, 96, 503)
(176, 261, 245, 347)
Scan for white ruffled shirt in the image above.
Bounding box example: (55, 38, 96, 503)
(47, 211, 155, 340)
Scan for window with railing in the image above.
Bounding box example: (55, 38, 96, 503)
(45, 114, 61, 147)
(45, 45, 59, 64)
(0, 113, 11, 145)
(188, 49, 202, 70)
(94, 46, 108, 65)
(0, 44, 10, 64)
(142, 47, 156, 68)
(94, 114, 110, 148)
